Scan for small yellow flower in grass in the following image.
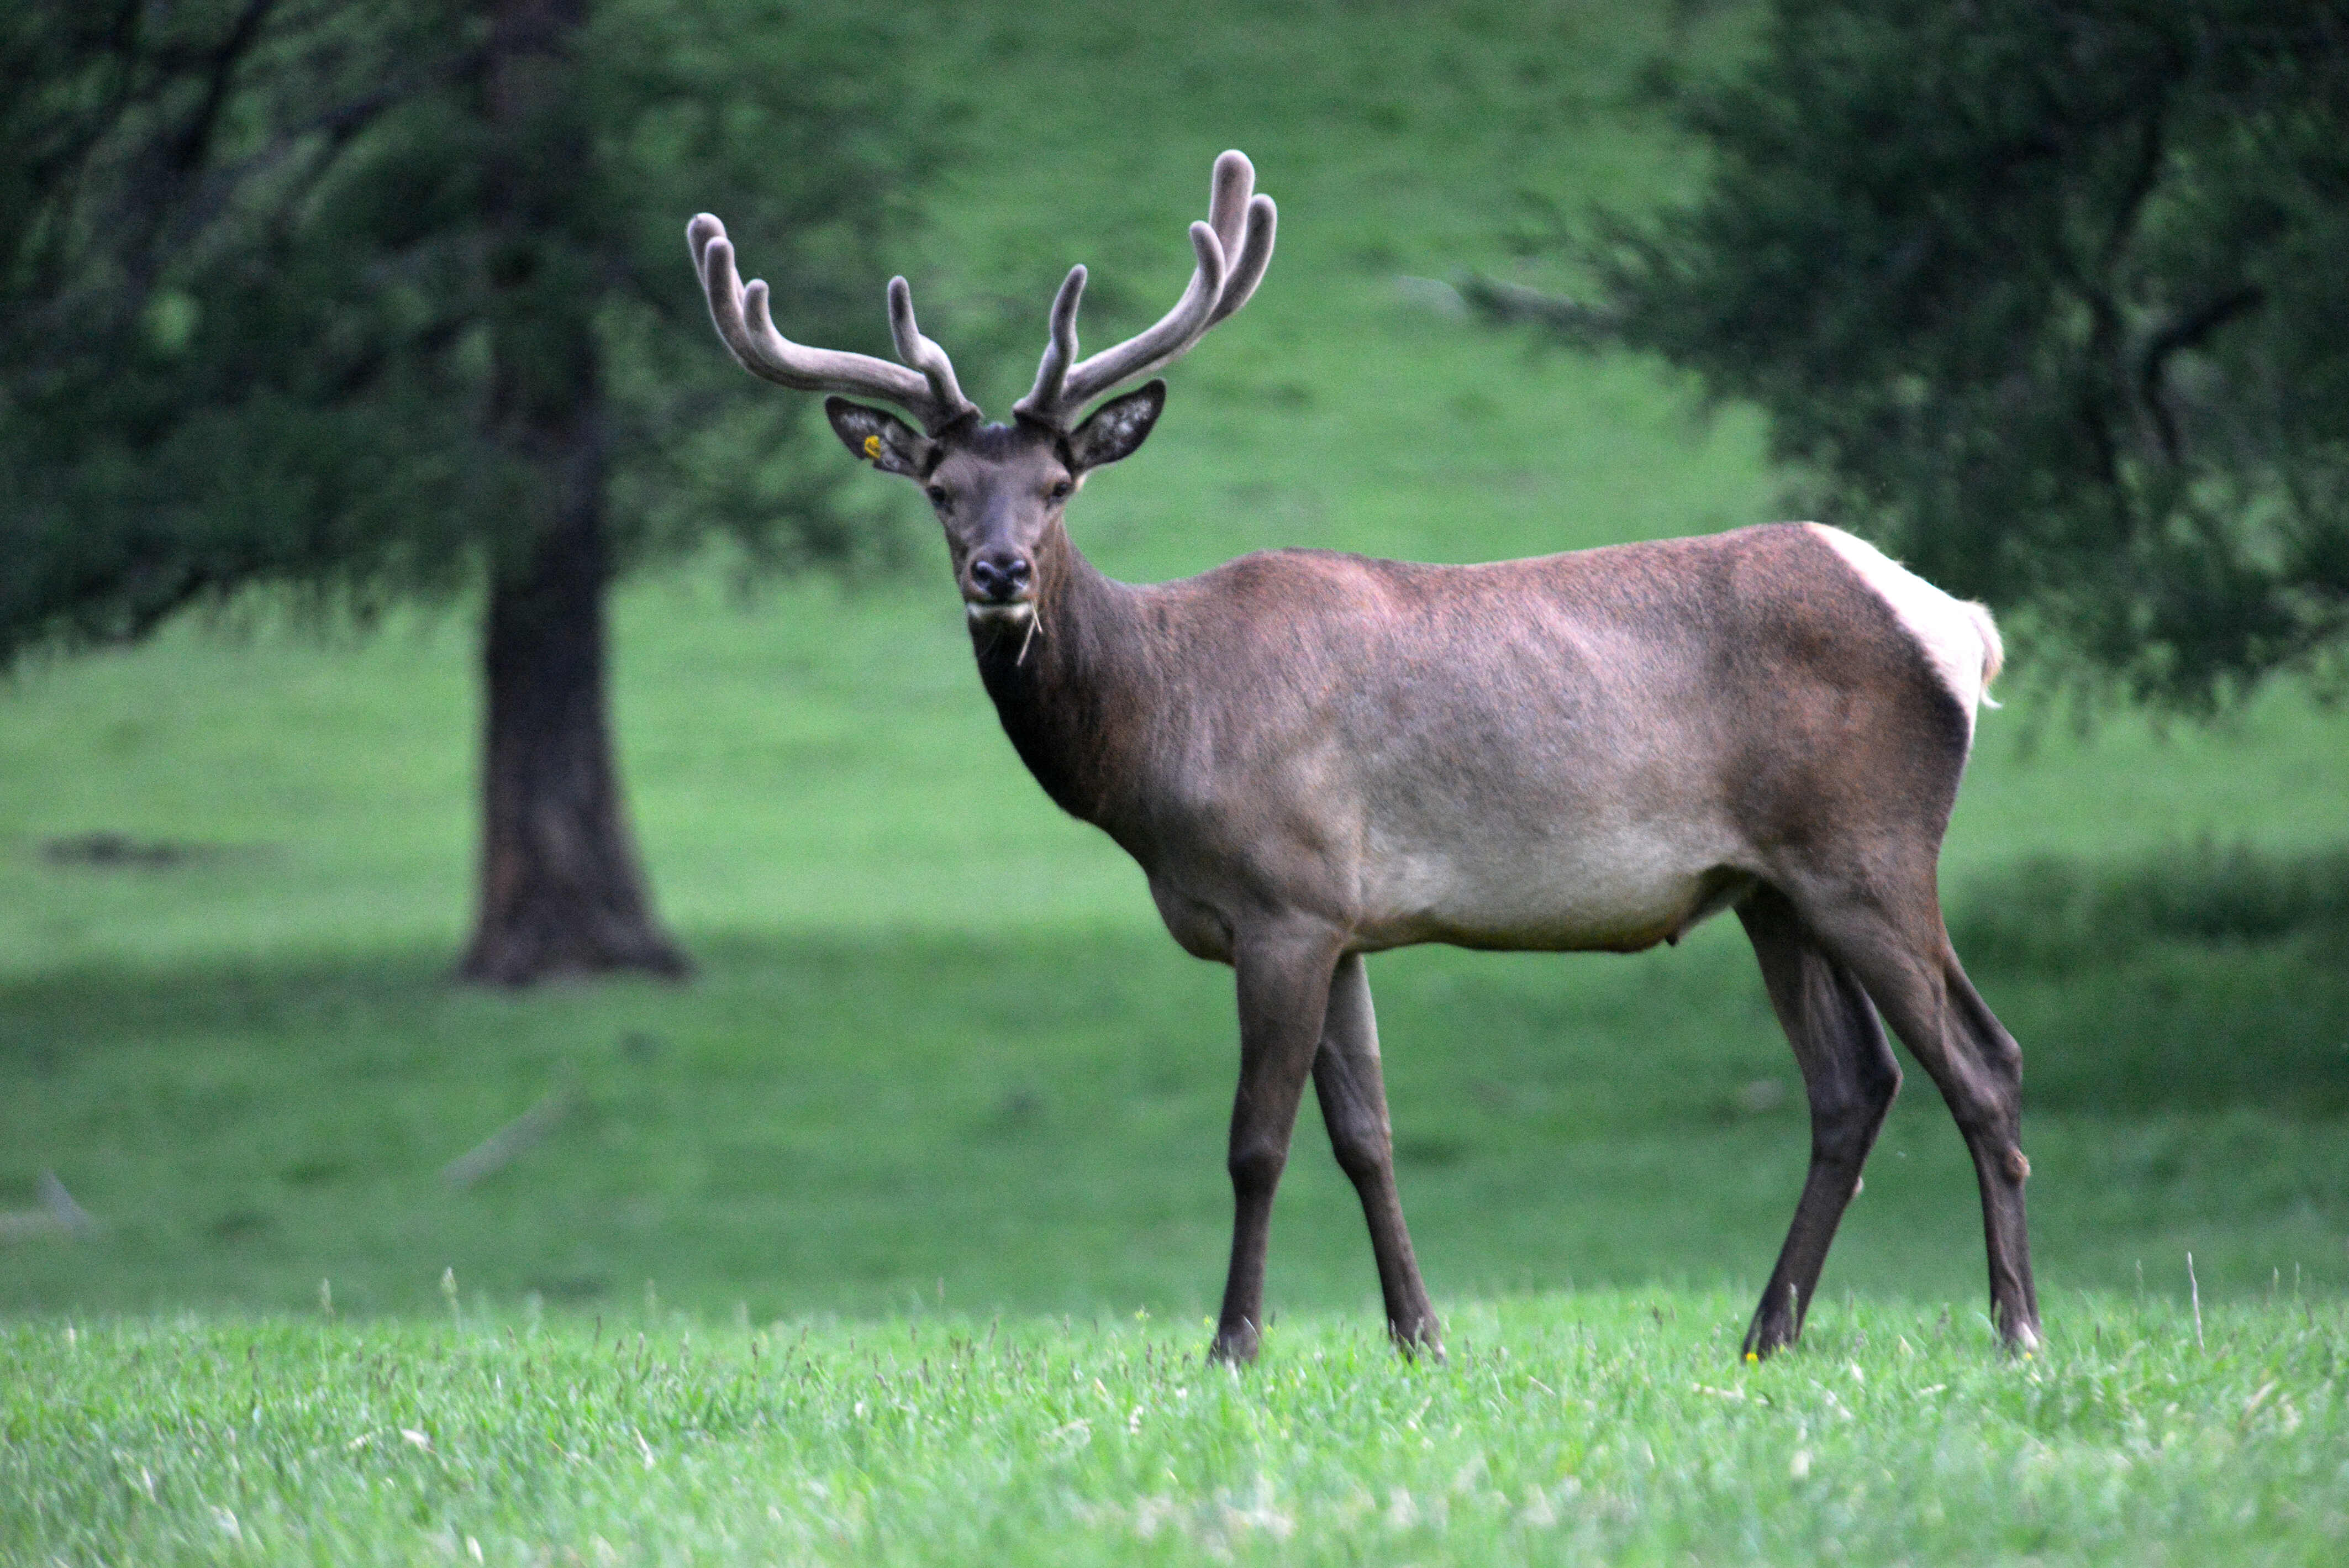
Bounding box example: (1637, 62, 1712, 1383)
(863, 435, 883, 460)
(1746, 1351, 1759, 1363)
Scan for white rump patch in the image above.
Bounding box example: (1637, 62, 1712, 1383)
(1806, 524, 2003, 736)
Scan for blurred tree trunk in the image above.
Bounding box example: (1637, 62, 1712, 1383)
(457, 0, 688, 985)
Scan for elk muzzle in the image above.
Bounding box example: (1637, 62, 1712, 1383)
(965, 550, 1034, 622)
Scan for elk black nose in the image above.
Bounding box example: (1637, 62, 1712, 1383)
(968, 552, 1031, 602)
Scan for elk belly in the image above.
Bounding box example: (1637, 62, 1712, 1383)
(1357, 828, 1747, 953)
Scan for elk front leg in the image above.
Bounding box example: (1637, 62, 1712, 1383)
(1737, 886, 1902, 1359)
(1313, 953, 1443, 1357)
(1210, 924, 1344, 1365)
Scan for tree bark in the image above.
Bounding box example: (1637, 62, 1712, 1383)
(456, 449, 690, 986)
(456, 0, 688, 986)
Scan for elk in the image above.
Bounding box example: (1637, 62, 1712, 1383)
(688, 151, 2040, 1365)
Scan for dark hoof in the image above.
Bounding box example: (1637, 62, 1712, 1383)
(1391, 1319, 1446, 1362)
(1741, 1318, 1798, 1363)
(1208, 1325, 1260, 1366)
(1742, 1281, 1803, 1362)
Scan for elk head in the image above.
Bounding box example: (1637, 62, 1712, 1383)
(688, 151, 1277, 630)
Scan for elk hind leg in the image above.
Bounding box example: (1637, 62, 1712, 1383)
(1738, 885, 1903, 1360)
(1312, 953, 1442, 1358)
(1941, 951, 2040, 1348)
(1799, 886, 2041, 1352)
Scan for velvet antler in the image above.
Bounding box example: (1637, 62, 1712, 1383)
(1012, 150, 1277, 427)
(688, 214, 978, 434)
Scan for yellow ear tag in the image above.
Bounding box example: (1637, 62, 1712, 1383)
(862, 435, 883, 461)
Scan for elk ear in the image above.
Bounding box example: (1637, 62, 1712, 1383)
(826, 397, 930, 477)
(1066, 380, 1166, 472)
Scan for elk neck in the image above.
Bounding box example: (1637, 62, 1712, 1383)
(966, 520, 1156, 834)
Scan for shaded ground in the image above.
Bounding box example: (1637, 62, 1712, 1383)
(5, 920, 2342, 1322)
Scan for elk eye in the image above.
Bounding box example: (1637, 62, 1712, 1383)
(924, 486, 950, 509)
(1047, 480, 1073, 502)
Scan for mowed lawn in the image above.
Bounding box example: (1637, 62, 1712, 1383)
(10, 1297, 2349, 1565)
(6, 0, 2349, 1561)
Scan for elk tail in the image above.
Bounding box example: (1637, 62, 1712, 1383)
(1964, 601, 2004, 709)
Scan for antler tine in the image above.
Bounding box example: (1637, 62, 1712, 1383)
(887, 276, 976, 427)
(1051, 220, 1227, 415)
(1019, 151, 1277, 427)
(1012, 265, 1088, 422)
(1207, 149, 1254, 261)
(1205, 193, 1276, 327)
(687, 213, 977, 434)
(1198, 151, 1277, 327)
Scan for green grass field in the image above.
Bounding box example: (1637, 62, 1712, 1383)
(6, 1, 2348, 1560)
(10, 1298, 2348, 1564)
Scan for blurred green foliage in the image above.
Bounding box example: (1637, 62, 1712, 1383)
(1507, 0, 2349, 710)
(1953, 840, 2349, 970)
(0, 0, 931, 664)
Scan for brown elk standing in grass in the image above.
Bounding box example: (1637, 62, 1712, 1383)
(688, 151, 2039, 1365)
